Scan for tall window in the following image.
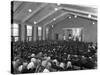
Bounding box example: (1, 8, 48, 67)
(11, 24, 19, 42)
(38, 26, 42, 40)
(27, 25, 32, 41)
(46, 27, 49, 39)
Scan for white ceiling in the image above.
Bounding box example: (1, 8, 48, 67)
(12, 1, 97, 26)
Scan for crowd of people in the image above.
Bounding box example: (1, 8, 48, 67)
(11, 40, 97, 74)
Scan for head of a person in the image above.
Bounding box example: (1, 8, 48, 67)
(43, 68, 50, 73)
(46, 62, 51, 69)
(18, 65, 23, 72)
(23, 62, 28, 67)
(31, 58, 37, 63)
(82, 56, 85, 59)
(47, 57, 51, 60)
(67, 61, 72, 68)
(38, 52, 43, 57)
(89, 57, 92, 59)
(27, 62, 35, 70)
(59, 62, 65, 68)
(31, 53, 35, 57)
(68, 54, 70, 58)
(52, 59, 59, 66)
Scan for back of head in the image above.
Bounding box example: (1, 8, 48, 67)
(31, 53, 35, 57)
(37, 52, 43, 57)
(31, 58, 36, 63)
(47, 57, 51, 60)
(67, 61, 72, 68)
(18, 65, 23, 72)
(23, 62, 28, 67)
(59, 62, 65, 68)
(27, 62, 35, 70)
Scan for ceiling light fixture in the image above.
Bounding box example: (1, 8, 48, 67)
(93, 22, 95, 25)
(88, 14, 91, 18)
(34, 21, 37, 24)
(74, 15, 77, 18)
(38, 26, 42, 30)
(54, 8, 58, 11)
(52, 25, 53, 27)
(69, 16, 71, 19)
(28, 9, 32, 12)
(53, 18, 56, 21)
(57, 3, 61, 6)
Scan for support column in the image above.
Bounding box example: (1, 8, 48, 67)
(33, 25, 38, 41)
(11, 24, 14, 42)
(48, 26, 53, 40)
(42, 26, 46, 40)
(32, 26, 34, 41)
(19, 24, 27, 42)
(81, 28, 84, 41)
(25, 25, 27, 42)
(19, 24, 21, 41)
(81, 28, 83, 41)
(46, 27, 49, 40)
(36, 26, 38, 41)
(51, 28, 55, 40)
(41, 27, 43, 41)
(48, 27, 51, 40)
